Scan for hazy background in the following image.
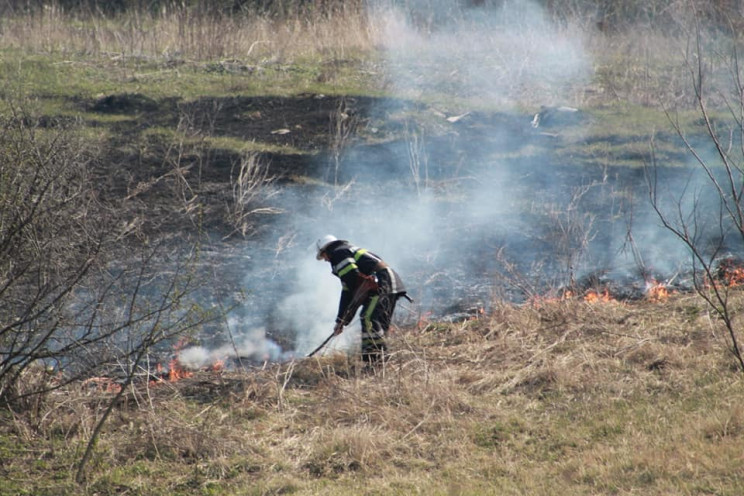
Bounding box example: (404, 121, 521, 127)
(176, 0, 739, 366)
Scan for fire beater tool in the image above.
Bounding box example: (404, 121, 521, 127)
(306, 275, 379, 358)
(306, 332, 336, 358)
(306, 274, 413, 358)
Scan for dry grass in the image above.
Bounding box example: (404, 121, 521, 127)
(0, 5, 376, 63)
(3, 292, 744, 495)
(2, 5, 743, 495)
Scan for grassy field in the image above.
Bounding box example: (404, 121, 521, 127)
(3, 3, 744, 495)
(4, 295, 744, 495)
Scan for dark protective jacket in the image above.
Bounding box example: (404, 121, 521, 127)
(324, 240, 406, 325)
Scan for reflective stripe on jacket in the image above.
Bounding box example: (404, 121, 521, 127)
(325, 241, 406, 325)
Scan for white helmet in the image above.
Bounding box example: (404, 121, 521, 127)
(316, 234, 338, 260)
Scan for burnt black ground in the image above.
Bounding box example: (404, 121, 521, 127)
(80, 92, 728, 352)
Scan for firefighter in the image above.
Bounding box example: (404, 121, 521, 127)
(316, 235, 407, 363)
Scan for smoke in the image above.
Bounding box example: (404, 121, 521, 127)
(199, 1, 736, 364)
(258, 0, 598, 354)
(178, 323, 294, 369)
(375, 0, 590, 106)
(273, 255, 359, 355)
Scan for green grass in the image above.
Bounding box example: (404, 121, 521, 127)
(0, 50, 378, 111)
(0, 38, 725, 175)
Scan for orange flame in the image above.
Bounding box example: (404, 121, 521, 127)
(469, 307, 485, 320)
(646, 279, 672, 302)
(417, 311, 433, 330)
(167, 357, 193, 381)
(584, 289, 613, 303)
(528, 289, 575, 307)
(704, 258, 744, 289)
(721, 266, 744, 287)
(165, 337, 195, 381)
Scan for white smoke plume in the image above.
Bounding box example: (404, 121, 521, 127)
(204, 1, 734, 363)
(178, 325, 293, 369)
(374, 0, 591, 106)
(265, 0, 597, 354)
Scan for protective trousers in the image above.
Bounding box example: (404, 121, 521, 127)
(359, 292, 398, 363)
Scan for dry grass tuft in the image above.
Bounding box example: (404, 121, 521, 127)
(0, 6, 376, 63)
(4, 292, 744, 494)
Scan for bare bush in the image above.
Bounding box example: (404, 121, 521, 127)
(494, 178, 607, 301)
(327, 96, 360, 186)
(648, 20, 744, 371)
(537, 182, 600, 287)
(0, 105, 216, 478)
(225, 151, 280, 238)
(0, 108, 110, 401)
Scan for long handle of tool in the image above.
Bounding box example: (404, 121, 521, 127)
(306, 332, 336, 358)
(307, 278, 380, 358)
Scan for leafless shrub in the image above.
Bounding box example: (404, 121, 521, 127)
(647, 20, 744, 371)
(327, 97, 360, 186)
(536, 183, 600, 288)
(494, 178, 607, 301)
(225, 151, 280, 239)
(72, 238, 219, 482)
(0, 104, 218, 482)
(0, 108, 111, 402)
(167, 103, 219, 203)
(493, 246, 546, 302)
(320, 179, 356, 212)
